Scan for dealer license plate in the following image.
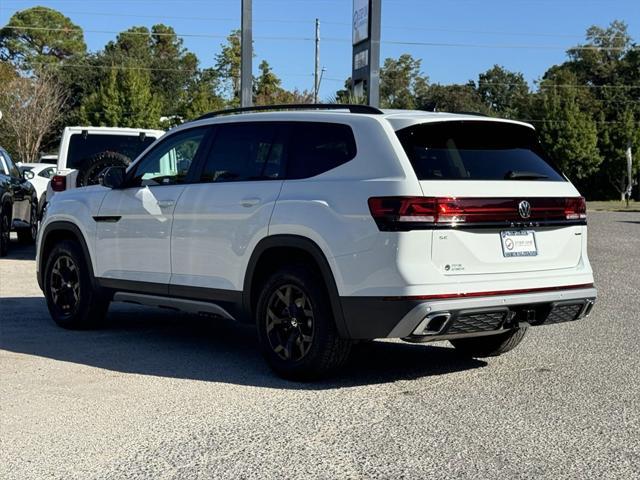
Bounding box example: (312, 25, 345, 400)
(500, 230, 538, 257)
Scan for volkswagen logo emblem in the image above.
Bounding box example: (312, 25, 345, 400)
(518, 200, 531, 219)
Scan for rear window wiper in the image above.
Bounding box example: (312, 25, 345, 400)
(504, 170, 550, 180)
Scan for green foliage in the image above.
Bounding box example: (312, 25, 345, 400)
(417, 82, 485, 113)
(536, 72, 602, 181)
(0, 6, 86, 71)
(1, 4, 637, 200)
(477, 65, 530, 118)
(214, 30, 242, 105)
(380, 54, 429, 109)
(79, 66, 161, 129)
(180, 69, 225, 121)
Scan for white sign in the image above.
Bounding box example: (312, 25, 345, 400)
(353, 0, 369, 45)
(354, 50, 368, 70)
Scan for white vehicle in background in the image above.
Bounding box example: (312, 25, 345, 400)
(47, 126, 164, 202)
(39, 154, 58, 165)
(17, 163, 56, 218)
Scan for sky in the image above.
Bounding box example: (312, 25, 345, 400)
(1, 0, 639, 99)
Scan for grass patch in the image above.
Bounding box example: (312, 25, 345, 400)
(587, 200, 640, 212)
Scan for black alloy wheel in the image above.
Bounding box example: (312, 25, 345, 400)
(256, 265, 352, 380)
(49, 254, 81, 317)
(265, 284, 315, 362)
(43, 240, 109, 329)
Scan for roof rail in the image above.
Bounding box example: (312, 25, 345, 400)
(453, 111, 490, 117)
(196, 103, 384, 120)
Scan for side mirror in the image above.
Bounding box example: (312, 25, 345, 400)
(99, 166, 126, 189)
(22, 170, 35, 181)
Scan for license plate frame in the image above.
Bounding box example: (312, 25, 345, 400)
(500, 230, 538, 257)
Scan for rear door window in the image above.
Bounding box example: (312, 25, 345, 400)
(286, 122, 356, 179)
(395, 121, 565, 181)
(199, 123, 285, 182)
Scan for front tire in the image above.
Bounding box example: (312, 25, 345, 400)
(450, 325, 528, 358)
(256, 265, 352, 380)
(44, 240, 109, 329)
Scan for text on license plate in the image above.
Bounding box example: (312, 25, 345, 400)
(500, 230, 538, 257)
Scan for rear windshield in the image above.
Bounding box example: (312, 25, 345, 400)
(395, 121, 565, 181)
(66, 133, 157, 169)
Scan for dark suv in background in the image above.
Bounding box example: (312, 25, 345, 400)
(0, 147, 38, 256)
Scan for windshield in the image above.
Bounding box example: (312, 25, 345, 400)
(66, 133, 157, 169)
(395, 121, 566, 181)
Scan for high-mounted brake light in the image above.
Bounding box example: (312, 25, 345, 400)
(51, 175, 67, 192)
(368, 197, 587, 231)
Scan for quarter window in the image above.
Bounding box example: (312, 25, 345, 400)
(129, 127, 207, 187)
(286, 122, 356, 179)
(199, 123, 284, 182)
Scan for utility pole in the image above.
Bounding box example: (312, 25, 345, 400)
(241, 0, 253, 108)
(314, 18, 320, 104)
(626, 142, 633, 206)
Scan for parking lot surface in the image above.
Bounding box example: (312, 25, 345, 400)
(1, 211, 639, 479)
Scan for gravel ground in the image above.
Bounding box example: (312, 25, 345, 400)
(1, 211, 639, 479)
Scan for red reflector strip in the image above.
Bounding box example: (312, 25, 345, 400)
(368, 196, 587, 230)
(383, 283, 595, 301)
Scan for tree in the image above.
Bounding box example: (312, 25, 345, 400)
(536, 74, 602, 183)
(0, 7, 86, 71)
(0, 72, 67, 162)
(477, 65, 530, 118)
(214, 30, 242, 105)
(79, 66, 161, 129)
(417, 83, 486, 113)
(253, 60, 311, 105)
(379, 54, 429, 109)
(0, 60, 17, 84)
(547, 20, 640, 198)
(180, 69, 225, 121)
(101, 24, 198, 117)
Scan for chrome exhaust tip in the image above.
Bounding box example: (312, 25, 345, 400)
(413, 312, 452, 336)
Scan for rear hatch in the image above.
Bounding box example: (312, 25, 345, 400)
(394, 119, 586, 276)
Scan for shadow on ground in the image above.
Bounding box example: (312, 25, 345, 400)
(2, 241, 36, 261)
(0, 296, 486, 389)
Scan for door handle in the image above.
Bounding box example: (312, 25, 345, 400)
(241, 197, 261, 208)
(157, 200, 175, 208)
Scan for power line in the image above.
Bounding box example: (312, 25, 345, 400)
(3, 25, 638, 52)
(3, 6, 630, 42)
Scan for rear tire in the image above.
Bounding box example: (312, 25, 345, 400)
(450, 325, 528, 358)
(256, 265, 352, 380)
(0, 207, 10, 257)
(43, 240, 109, 329)
(17, 200, 38, 245)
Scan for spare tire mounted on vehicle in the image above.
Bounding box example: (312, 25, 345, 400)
(76, 151, 131, 187)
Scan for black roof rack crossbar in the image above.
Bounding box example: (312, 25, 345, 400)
(197, 103, 383, 120)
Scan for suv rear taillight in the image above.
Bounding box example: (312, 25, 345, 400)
(564, 197, 587, 220)
(51, 175, 66, 192)
(368, 197, 587, 231)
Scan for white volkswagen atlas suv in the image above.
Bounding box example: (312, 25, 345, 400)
(36, 104, 597, 380)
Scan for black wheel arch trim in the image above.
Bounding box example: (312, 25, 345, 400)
(243, 235, 350, 338)
(38, 221, 98, 292)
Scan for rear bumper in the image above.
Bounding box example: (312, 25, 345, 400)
(340, 287, 597, 339)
